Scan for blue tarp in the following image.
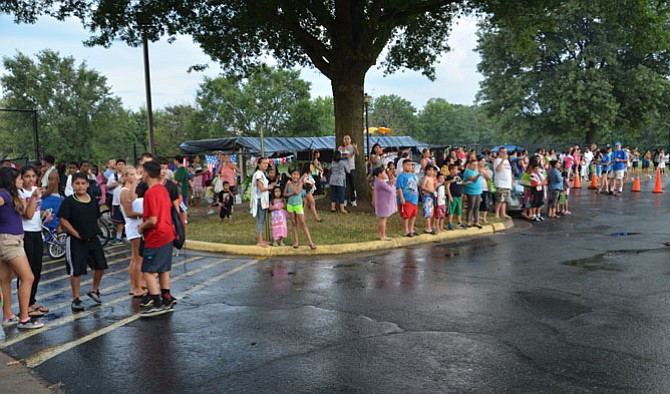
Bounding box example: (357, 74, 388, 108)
(179, 136, 429, 156)
(490, 145, 524, 153)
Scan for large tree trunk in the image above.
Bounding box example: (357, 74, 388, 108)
(585, 122, 597, 146)
(331, 71, 371, 203)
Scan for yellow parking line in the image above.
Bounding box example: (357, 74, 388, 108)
(23, 258, 262, 367)
(0, 256, 228, 349)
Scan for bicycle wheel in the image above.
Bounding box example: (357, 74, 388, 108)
(98, 222, 110, 247)
(48, 232, 68, 259)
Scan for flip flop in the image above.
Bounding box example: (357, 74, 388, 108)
(293, 243, 299, 249)
(28, 308, 45, 317)
(309, 244, 317, 250)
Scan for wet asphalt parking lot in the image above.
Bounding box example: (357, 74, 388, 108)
(2, 179, 670, 393)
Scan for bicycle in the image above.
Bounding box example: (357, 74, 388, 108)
(98, 206, 114, 247)
(40, 209, 67, 260)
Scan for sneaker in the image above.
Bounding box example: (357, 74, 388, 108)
(538, 216, 545, 221)
(139, 295, 154, 308)
(344, 201, 348, 207)
(162, 296, 177, 310)
(448, 223, 454, 230)
(351, 201, 357, 207)
(71, 298, 85, 312)
(2, 315, 18, 327)
(87, 290, 102, 304)
(140, 305, 170, 317)
(17, 318, 44, 329)
(619, 188, 623, 193)
(459, 223, 468, 229)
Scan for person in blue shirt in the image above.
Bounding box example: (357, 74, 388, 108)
(463, 159, 483, 228)
(547, 160, 563, 218)
(599, 146, 612, 194)
(396, 160, 419, 237)
(611, 142, 628, 195)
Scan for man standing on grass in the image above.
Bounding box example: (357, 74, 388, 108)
(138, 161, 176, 317)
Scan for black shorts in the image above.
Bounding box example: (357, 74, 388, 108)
(65, 236, 108, 277)
(531, 189, 544, 209)
(111, 205, 125, 225)
(220, 206, 232, 219)
(142, 242, 173, 273)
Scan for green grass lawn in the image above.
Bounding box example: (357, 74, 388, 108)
(186, 202, 503, 246)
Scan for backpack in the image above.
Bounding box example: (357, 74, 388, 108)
(171, 206, 186, 250)
(87, 178, 102, 202)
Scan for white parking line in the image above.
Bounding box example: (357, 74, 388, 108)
(23, 258, 262, 367)
(0, 256, 231, 349)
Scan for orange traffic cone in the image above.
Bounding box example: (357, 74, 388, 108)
(573, 173, 581, 189)
(588, 174, 598, 189)
(631, 177, 641, 192)
(653, 168, 663, 194)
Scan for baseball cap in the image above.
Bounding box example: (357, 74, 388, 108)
(615, 141, 621, 146)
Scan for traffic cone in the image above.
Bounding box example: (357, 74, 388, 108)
(573, 173, 581, 189)
(653, 168, 663, 194)
(588, 174, 598, 189)
(631, 177, 641, 192)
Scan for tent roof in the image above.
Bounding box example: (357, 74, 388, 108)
(179, 136, 429, 156)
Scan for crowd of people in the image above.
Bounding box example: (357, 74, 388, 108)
(0, 152, 184, 330)
(2, 139, 668, 328)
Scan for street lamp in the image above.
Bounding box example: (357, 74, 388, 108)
(364, 93, 372, 160)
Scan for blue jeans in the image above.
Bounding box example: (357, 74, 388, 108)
(330, 185, 345, 204)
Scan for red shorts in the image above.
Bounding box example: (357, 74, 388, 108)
(398, 202, 418, 219)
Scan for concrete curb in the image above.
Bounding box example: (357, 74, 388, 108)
(185, 219, 515, 257)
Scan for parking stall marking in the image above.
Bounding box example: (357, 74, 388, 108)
(23, 258, 263, 367)
(1, 256, 235, 349)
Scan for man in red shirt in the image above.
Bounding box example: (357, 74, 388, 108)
(138, 161, 176, 317)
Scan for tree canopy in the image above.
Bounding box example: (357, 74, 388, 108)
(476, 0, 670, 145)
(0, 50, 137, 162)
(3, 0, 468, 200)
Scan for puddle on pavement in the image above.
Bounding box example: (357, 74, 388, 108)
(517, 289, 592, 320)
(562, 249, 650, 272)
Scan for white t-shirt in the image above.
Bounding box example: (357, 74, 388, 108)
(19, 187, 42, 232)
(64, 174, 74, 197)
(119, 189, 142, 240)
(494, 158, 513, 189)
(584, 151, 594, 166)
(436, 184, 446, 206)
(106, 172, 120, 190)
(112, 185, 123, 206)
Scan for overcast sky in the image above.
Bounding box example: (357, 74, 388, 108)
(0, 14, 483, 111)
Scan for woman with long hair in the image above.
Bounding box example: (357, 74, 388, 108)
(119, 166, 145, 297)
(0, 167, 44, 329)
(19, 165, 48, 317)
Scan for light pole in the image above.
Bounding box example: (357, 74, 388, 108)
(142, 31, 156, 156)
(364, 93, 372, 160)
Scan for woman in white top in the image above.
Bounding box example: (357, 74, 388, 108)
(119, 166, 144, 297)
(250, 158, 276, 247)
(19, 165, 48, 317)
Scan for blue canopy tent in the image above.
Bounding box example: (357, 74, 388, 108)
(179, 136, 429, 157)
(490, 145, 524, 153)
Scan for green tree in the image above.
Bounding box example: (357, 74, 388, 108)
(13, 0, 468, 201)
(370, 95, 418, 137)
(285, 96, 335, 137)
(476, 0, 670, 145)
(153, 105, 197, 157)
(195, 65, 311, 137)
(0, 50, 129, 162)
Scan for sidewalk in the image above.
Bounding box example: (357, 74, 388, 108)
(0, 351, 60, 393)
(186, 219, 514, 256)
